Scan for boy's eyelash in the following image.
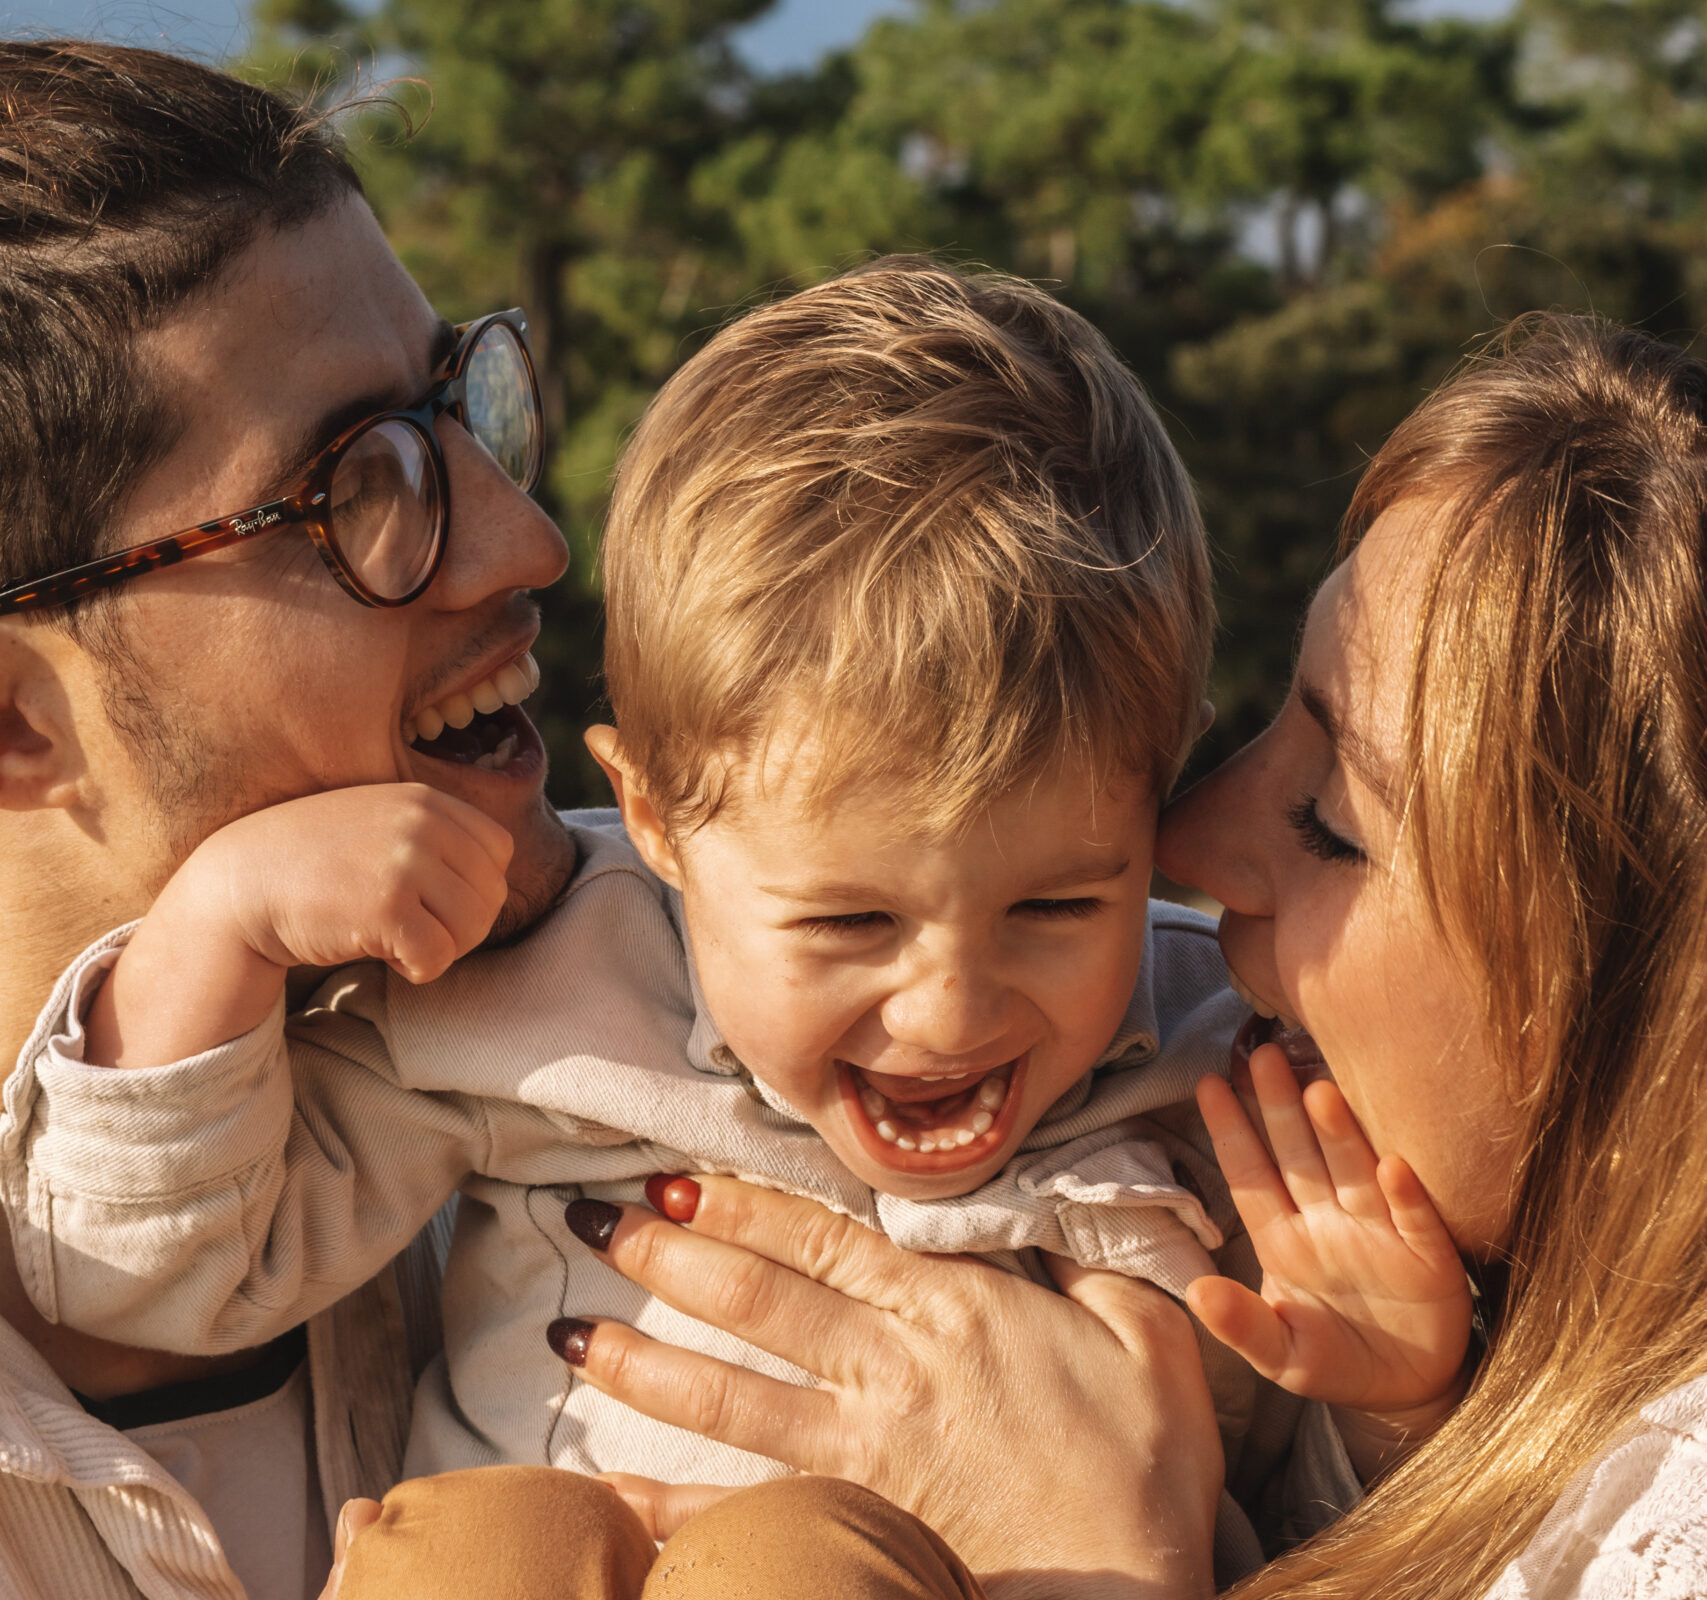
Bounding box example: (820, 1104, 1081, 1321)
(795, 899, 1101, 934)
(797, 911, 891, 936)
(1286, 796, 1366, 864)
(1012, 897, 1102, 920)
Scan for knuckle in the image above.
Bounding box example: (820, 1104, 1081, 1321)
(589, 1325, 634, 1389)
(879, 1348, 937, 1424)
(708, 1250, 779, 1330)
(618, 1217, 675, 1284)
(791, 1206, 863, 1284)
(682, 1364, 741, 1440)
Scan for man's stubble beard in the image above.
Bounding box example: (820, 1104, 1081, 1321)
(92, 614, 579, 940)
(485, 794, 578, 946)
(89, 615, 263, 880)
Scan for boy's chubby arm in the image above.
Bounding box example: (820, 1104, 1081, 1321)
(0, 785, 531, 1354)
(85, 783, 513, 1070)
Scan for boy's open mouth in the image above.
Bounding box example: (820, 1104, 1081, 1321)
(406, 652, 542, 775)
(838, 1058, 1025, 1171)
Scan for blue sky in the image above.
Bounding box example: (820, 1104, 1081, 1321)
(0, 0, 1513, 72)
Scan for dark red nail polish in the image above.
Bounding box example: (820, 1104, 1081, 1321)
(644, 1174, 702, 1222)
(564, 1198, 622, 1252)
(546, 1317, 596, 1367)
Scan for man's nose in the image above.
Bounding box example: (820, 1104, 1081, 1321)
(1155, 740, 1273, 919)
(430, 417, 569, 605)
(880, 947, 1015, 1064)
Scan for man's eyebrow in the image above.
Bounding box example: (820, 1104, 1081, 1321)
(1297, 679, 1397, 808)
(262, 317, 459, 496)
(758, 859, 1132, 906)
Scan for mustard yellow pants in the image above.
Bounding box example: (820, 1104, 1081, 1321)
(337, 1467, 989, 1600)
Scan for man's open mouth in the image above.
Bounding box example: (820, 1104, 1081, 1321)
(838, 1058, 1024, 1170)
(406, 652, 541, 773)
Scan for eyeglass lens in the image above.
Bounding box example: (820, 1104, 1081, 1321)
(465, 323, 543, 488)
(328, 420, 442, 600)
(325, 321, 541, 602)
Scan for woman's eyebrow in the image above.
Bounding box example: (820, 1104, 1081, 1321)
(1297, 679, 1398, 809)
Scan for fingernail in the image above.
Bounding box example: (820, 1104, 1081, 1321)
(546, 1317, 596, 1367)
(564, 1198, 623, 1252)
(644, 1174, 702, 1222)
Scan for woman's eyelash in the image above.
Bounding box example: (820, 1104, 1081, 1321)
(1286, 796, 1366, 864)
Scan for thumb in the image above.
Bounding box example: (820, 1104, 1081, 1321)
(318, 1498, 382, 1600)
(1043, 1252, 1199, 1359)
(594, 1473, 737, 1542)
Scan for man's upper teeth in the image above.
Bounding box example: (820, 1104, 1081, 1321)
(407, 652, 539, 744)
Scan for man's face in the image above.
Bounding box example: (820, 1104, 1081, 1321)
(666, 747, 1158, 1200)
(90, 193, 575, 932)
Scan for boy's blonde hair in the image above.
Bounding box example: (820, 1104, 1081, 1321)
(601, 256, 1213, 833)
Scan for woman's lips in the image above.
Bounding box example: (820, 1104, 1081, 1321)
(839, 1059, 1024, 1168)
(1231, 1012, 1332, 1094)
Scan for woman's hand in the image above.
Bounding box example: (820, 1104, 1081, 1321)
(550, 1177, 1223, 1599)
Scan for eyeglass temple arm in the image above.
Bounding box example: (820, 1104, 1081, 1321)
(0, 497, 306, 617)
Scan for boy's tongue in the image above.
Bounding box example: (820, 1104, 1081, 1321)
(855, 1064, 985, 1104)
(847, 1060, 1015, 1156)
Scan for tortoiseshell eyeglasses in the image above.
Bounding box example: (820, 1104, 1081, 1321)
(0, 308, 544, 617)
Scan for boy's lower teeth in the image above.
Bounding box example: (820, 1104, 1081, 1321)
(856, 1072, 1008, 1153)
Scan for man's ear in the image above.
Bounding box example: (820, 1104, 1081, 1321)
(583, 724, 684, 890)
(0, 630, 78, 813)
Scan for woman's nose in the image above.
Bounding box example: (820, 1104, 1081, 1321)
(1155, 743, 1273, 918)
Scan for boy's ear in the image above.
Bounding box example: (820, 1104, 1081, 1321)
(0, 629, 80, 813)
(583, 725, 685, 890)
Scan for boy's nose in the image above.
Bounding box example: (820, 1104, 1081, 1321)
(881, 958, 1016, 1064)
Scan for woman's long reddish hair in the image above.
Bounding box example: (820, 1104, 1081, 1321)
(1233, 314, 1707, 1597)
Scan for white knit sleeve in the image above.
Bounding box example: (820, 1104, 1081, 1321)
(1484, 1379, 1707, 1600)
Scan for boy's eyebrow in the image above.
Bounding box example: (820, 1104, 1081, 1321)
(759, 859, 1132, 906)
(1018, 859, 1133, 895)
(1297, 679, 1397, 809)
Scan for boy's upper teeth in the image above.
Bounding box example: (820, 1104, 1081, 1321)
(407, 652, 540, 744)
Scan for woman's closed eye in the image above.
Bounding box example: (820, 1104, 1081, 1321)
(1286, 795, 1366, 865)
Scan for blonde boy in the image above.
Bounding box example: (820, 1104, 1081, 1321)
(5, 260, 1405, 1568)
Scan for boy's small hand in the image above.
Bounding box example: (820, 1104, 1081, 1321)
(89, 784, 512, 1069)
(1186, 1047, 1471, 1424)
(195, 784, 515, 981)
(184, 784, 515, 983)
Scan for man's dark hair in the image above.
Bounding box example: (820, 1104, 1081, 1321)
(0, 41, 363, 604)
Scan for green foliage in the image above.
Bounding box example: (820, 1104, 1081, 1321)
(243, 0, 1707, 803)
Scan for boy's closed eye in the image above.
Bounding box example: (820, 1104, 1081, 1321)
(1012, 897, 1104, 921)
(793, 897, 1106, 939)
